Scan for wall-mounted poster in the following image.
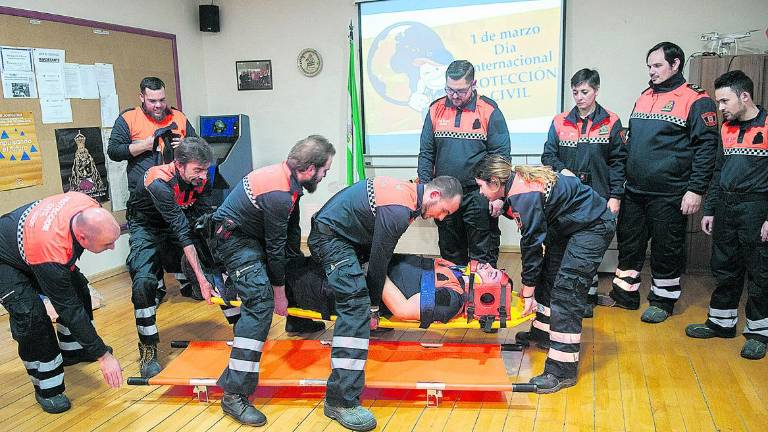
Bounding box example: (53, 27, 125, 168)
(55, 127, 109, 202)
(0, 111, 43, 191)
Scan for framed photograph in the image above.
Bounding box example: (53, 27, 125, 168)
(236, 60, 273, 91)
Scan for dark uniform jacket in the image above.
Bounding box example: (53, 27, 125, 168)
(541, 103, 626, 200)
(213, 162, 303, 286)
(0, 192, 109, 358)
(418, 92, 510, 186)
(313, 177, 424, 304)
(129, 162, 214, 248)
(625, 73, 718, 196)
(107, 106, 196, 193)
(704, 107, 768, 217)
(503, 173, 608, 287)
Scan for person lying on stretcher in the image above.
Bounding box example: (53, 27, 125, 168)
(195, 253, 512, 329)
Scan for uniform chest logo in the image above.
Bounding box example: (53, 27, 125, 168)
(660, 100, 675, 112)
(598, 125, 609, 135)
(754, 132, 764, 145)
(472, 118, 481, 129)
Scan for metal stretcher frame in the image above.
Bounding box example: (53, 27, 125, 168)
(127, 339, 537, 405)
(210, 299, 534, 330)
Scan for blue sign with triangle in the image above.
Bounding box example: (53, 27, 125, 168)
(21, 152, 30, 161)
(0, 131, 8, 139)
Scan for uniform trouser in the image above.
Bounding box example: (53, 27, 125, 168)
(541, 214, 615, 378)
(127, 218, 172, 345)
(435, 186, 501, 267)
(707, 193, 768, 343)
(213, 232, 273, 396)
(610, 191, 687, 313)
(308, 224, 370, 408)
(0, 263, 94, 397)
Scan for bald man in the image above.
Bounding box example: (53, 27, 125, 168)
(0, 192, 123, 414)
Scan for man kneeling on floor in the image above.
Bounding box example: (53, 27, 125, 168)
(0, 192, 123, 413)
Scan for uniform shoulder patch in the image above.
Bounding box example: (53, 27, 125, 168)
(687, 83, 706, 93)
(701, 112, 718, 127)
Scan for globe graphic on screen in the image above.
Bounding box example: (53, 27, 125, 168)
(367, 21, 453, 106)
(213, 120, 227, 133)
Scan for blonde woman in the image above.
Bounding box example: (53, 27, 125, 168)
(474, 155, 615, 393)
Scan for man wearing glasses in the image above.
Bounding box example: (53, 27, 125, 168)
(418, 60, 511, 267)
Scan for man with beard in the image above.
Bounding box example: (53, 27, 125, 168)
(126, 137, 215, 379)
(108, 76, 200, 302)
(606, 42, 718, 323)
(207, 135, 335, 426)
(308, 175, 461, 431)
(687, 70, 768, 360)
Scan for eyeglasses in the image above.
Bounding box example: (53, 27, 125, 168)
(444, 86, 473, 97)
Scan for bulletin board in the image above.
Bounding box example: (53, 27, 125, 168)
(0, 6, 182, 224)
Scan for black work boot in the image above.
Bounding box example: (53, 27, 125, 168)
(530, 373, 577, 394)
(741, 339, 767, 360)
(222, 392, 267, 426)
(285, 316, 326, 334)
(323, 399, 377, 431)
(35, 393, 71, 413)
(138, 342, 162, 379)
(685, 323, 736, 339)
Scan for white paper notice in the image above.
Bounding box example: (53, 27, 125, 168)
(100, 93, 120, 128)
(101, 127, 129, 211)
(40, 97, 73, 124)
(1, 70, 38, 98)
(95, 63, 116, 96)
(1, 47, 34, 72)
(63, 63, 82, 99)
(78, 65, 99, 99)
(33, 48, 66, 98)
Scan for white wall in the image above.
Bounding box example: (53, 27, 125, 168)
(4, 0, 768, 273)
(201, 0, 768, 253)
(0, 0, 210, 120)
(564, 0, 768, 121)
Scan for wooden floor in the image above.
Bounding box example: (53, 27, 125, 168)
(1, 252, 767, 431)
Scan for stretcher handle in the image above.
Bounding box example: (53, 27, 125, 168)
(127, 377, 150, 385)
(511, 383, 538, 393)
(171, 340, 190, 348)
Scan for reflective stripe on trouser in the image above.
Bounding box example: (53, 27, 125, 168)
(57, 269, 94, 360)
(588, 274, 599, 296)
(528, 230, 561, 343)
(612, 192, 686, 312)
(214, 232, 273, 395)
(1, 263, 67, 398)
(709, 196, 768, 341)
(220, 305, 241, 325)
(435, 187, 501, 267)
(127, 218, 168, 344)
(308, 229, 369, 408)
(543, 215, 614, 379)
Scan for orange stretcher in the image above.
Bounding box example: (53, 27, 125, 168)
(127, 340, 537, 405)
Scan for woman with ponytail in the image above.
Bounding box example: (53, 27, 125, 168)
(474, 155, 616, 393)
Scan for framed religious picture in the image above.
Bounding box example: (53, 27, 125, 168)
(236, 60, 273, 90)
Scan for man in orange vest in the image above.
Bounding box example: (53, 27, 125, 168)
(0, 192, 123, 413)
(107, 76, 200, 303)
(607, 42, 718, 323)
(127, 137, 215, 379)
(687, 70, 768, 360)
(208, 135, 335, 426)
(309, 175, 461, 431)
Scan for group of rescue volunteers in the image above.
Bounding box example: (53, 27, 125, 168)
(1, 39, 766, 431)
